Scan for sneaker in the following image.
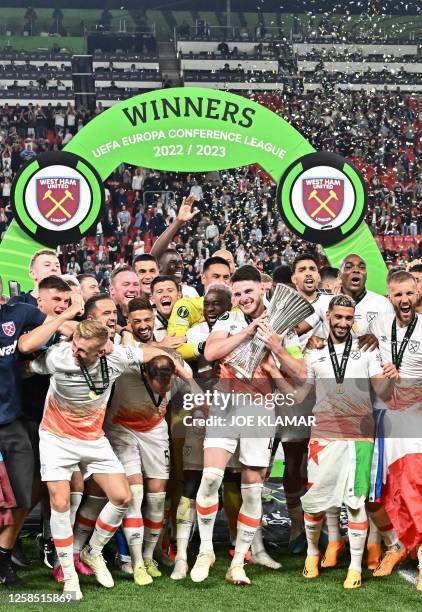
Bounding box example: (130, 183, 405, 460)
(321, 540, 345, 568)
(36, 534, 55, 569)
(133, 564, 153, 586)
(251, 550, 282, 570)
(0, 554, 23, 586)
(225, 565, 251, 585)
(11, 538, 30, 569)
(373, 546, 407, 577)
(288, 532, 307, 555)
(343, 569, 362, 589)
(80, 547, 114, 588)
(367, 542, 382, 570)
(170, 559, 189, 581)
(115, 553, 133, 575)
(73, 553, 94, 576)
(302, 555, 320, 579)
(190, 551, 215, 583)
(63, 573, 83, 601)
(144, 558, 161, 578)
(53, 565, 64, 583)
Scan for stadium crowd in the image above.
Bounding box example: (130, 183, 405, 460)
(0, 89, 421, 287)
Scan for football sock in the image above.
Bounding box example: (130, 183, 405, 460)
(50, 508, 75, 580)
(304, 511, 325, 556)
(231, 483, 262, 567)
(367, 512, 382, 544)
(196, 467, 224, 554)
(251, 523, 266, 556)
(175, 496, 196, 562)
(73, 495, 107, 554)
(143, 492, 166, 560)
(87, 502, 127, 557)
(122, 484, 144, 569)
(326, 507, 341, 542)
(347, 506, 368, 572)
(69, 492, 83, 528)
(368, 506, 401, 550)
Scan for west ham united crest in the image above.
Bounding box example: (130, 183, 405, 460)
(11, 151, 104, 247)
(302, 178, 344, 226)
(35, 177, 80, 226)
(1, 321, 16, 337)
(277, 152, 367, 247)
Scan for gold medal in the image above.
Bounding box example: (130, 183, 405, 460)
(336, 383, 344, 394)
(89, 390, 98, 400)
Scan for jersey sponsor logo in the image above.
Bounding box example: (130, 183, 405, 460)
(350, 350, 361, 360)
(177, 306, 189, 318)
(408, 340, 420, 354)
(36, 177, 80, 226)
(0, 340, 17, 356)
(366, 311, 377, 322)
(1, 321, 16, 337)
(218, 312, 230, 321)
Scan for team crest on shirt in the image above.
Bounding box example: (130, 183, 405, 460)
(366, 312, 377, 322)
(177, 306, 189, 319)
(350, 350, 361, 360)
(1, 321, 15, 337)
(218, 312, 230, 321)
(408, 340, 420, 354)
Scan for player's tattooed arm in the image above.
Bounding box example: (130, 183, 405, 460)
(358, 333, 379, 351)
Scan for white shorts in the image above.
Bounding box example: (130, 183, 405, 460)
(107, 420, 169, 479)
(39, 429, 124, 482)
(203, 395, 275, 468)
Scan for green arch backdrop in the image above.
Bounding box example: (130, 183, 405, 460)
(0, 87, 386, 293)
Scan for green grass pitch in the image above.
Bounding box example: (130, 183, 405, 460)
(3, 539, 420, 611)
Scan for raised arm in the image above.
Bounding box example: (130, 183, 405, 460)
(18, 296, 84, 354)
(150, 194, 199, 260)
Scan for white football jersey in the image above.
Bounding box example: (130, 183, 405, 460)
(31, 342, 143, 440)
(306, 338, 383, 438)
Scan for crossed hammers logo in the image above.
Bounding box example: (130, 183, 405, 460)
(43, 189, 74, 219)
(308, 189, 338, 219)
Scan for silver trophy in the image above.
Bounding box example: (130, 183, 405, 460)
(227, 284, 314, 378)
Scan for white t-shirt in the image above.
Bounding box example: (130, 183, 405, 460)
(31, 342, 143, 440)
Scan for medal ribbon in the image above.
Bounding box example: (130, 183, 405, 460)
(80, 356, 110, 397)
(140, 365, 164, 410)
(391, 316, 417, 370)
(327, 333, 352, 385)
